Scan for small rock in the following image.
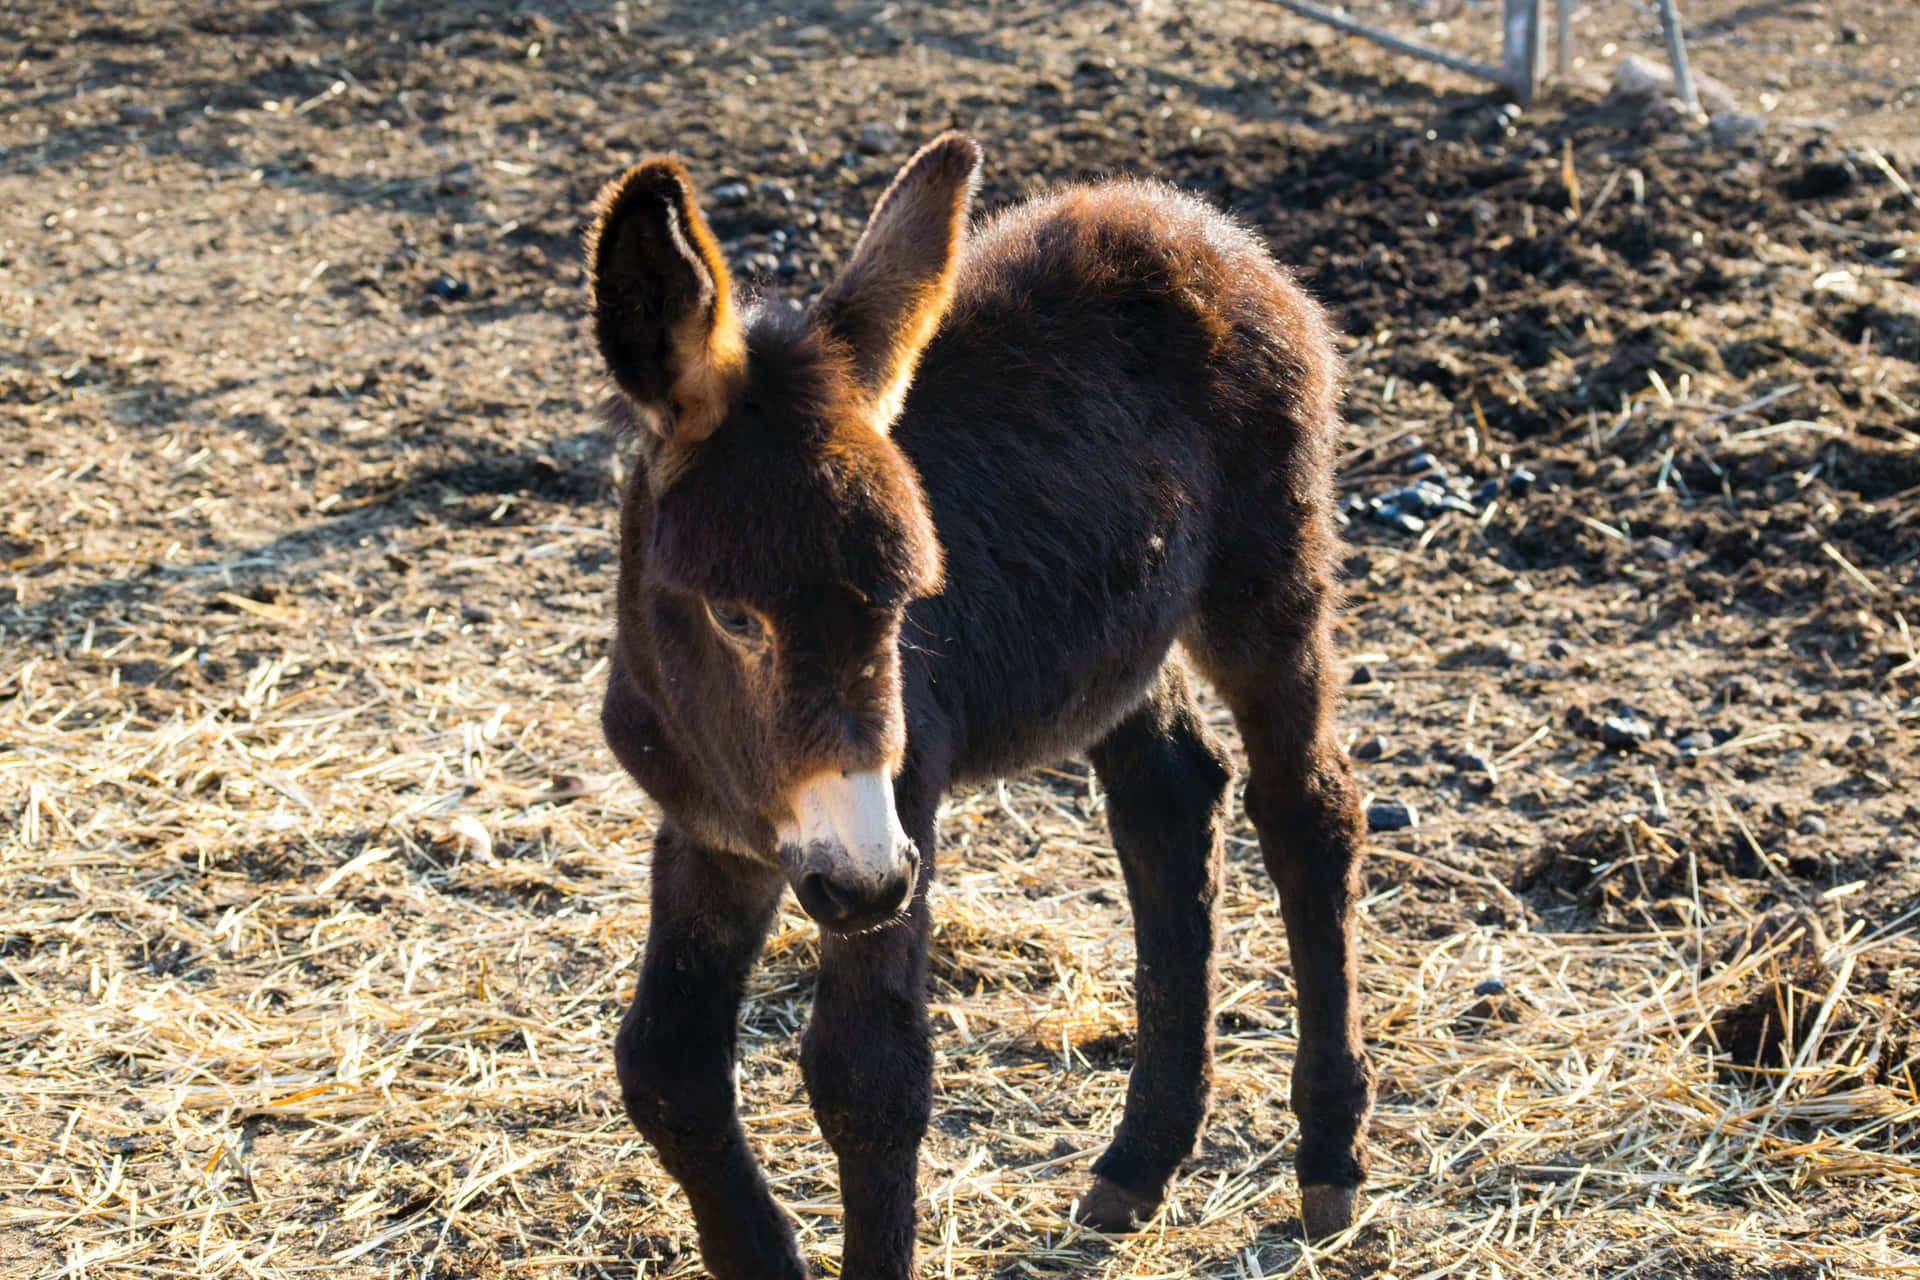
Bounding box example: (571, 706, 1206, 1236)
(742, 251, 781, 276)
(1473, 978, 1507, 997)
(1788, 159, 1857, 199)
(1378, 480, 1474, 519)
(1640, 536, 1678, 562)
(1405, 451, 1443, 474)
(546, 772, 593, 802)
(1836, 22, 1865, 44)
(1847, 729, 1876, 750)
(1506, 465, 1536, 497)
(1609, 53, 1739, 114)
(1797, 814, 1828, 836)
(1677, 732, 1712, 752)
(1442, 639, 1523, 669)
(1709, 724, 1740, 745)
(1454, 749, 1496, 776)
(1352, 735, 1389, 762)
(855, 121, 897, 155)
(427, 276, 469, 300)
(1473, 476, 1502, 505)
(1546, 640, 1570, 660)
(118, 102, 165, 126)
(1073, 57, 1121, 86)
(1366, 801, 1418, 832)
(1600, 714, 1653, 751)
(1350, 663, 1376, 685)
(791, 23, 833, 44)
(1377, 508, 1426, 536)
(710, 181, 752, 205)
(1710, 110, 1767, 144)
(756, 178, 797, 205)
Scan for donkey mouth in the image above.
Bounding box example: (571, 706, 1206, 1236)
(782, 841, 918, 934)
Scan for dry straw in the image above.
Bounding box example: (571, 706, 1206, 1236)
(2, 590, 1916, 1278)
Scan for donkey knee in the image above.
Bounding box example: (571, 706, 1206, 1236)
(1245, 756, 1360, 854)
(800, 1014, 932, 1155)
(1098, 728, 1232, 844)
(615, 1012, 735, 1148)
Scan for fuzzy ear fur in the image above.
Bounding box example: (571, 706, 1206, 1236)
(813, 132, 981, 429)
(587, 157, 745, 444)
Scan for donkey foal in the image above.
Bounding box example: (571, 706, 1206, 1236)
(588, 133, 1374, 1279)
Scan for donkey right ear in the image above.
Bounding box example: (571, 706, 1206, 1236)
(587, 158, 745, 444)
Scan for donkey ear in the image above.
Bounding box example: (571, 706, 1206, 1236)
(587, 157, 745, 444)
(813, 132, 981, 429)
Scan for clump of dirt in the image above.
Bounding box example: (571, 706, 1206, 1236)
(1518, 817, 1694, 924)
(1706, 909, 1837, 1075)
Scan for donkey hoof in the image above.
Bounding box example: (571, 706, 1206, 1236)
(1074, 1177, 1160, 1233)
(1300, 1183, 1358, 1239)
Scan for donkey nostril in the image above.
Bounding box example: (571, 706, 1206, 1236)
(796, 870, 855, 926)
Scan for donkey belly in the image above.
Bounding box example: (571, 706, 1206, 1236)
(905, 495, 1208, 786)
(940, 628, 1183, 785)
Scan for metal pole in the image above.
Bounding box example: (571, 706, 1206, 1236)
(1555, 0, 1571, 78)
(1655, 0, 1699, 114)
(1267, 0, 1517, 89)
(1501, 0, 1542, 104)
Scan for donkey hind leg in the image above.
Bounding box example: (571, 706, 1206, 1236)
(616, 826, 806, 1280)
(1206, 615, 1375, 1239)
(1075, 663, 1233, 1232)
(801, 776, 940, 1280)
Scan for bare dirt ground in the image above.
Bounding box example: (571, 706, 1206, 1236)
(2, 1, 1918, 1276)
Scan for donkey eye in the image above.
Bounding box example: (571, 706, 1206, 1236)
(706, 599, 762, 641)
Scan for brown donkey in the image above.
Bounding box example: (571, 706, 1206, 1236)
(588, 133, 1375, 1279)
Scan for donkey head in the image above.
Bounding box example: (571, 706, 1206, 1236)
(589, 134, 979, 933)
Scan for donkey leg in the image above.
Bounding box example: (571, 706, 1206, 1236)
(800, 773, 938, 1280)
(1076, 665, 1233, 1232)
(1210, 620, 1375, 1239)
(616, 825, 805, 1280)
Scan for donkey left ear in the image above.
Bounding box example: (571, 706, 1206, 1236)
(813, 132, 981, 430)
(587, 156, 745, 444)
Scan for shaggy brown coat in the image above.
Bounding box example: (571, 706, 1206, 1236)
(588, 133, 1374, 1280)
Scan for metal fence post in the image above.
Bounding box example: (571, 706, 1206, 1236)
(1501, 0, 1542, 104)
(1656, 0, 1699, 113)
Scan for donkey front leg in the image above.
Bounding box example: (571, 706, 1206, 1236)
(616, 826, 806, 1280)
(802, 880, 934, 1279)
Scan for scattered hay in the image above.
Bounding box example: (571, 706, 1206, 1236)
(6, 624, 1917, 1278)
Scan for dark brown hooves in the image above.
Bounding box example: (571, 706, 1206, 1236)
(1074, 1176, 1161, 1233)
(1300, 1183, 1358, 1239)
